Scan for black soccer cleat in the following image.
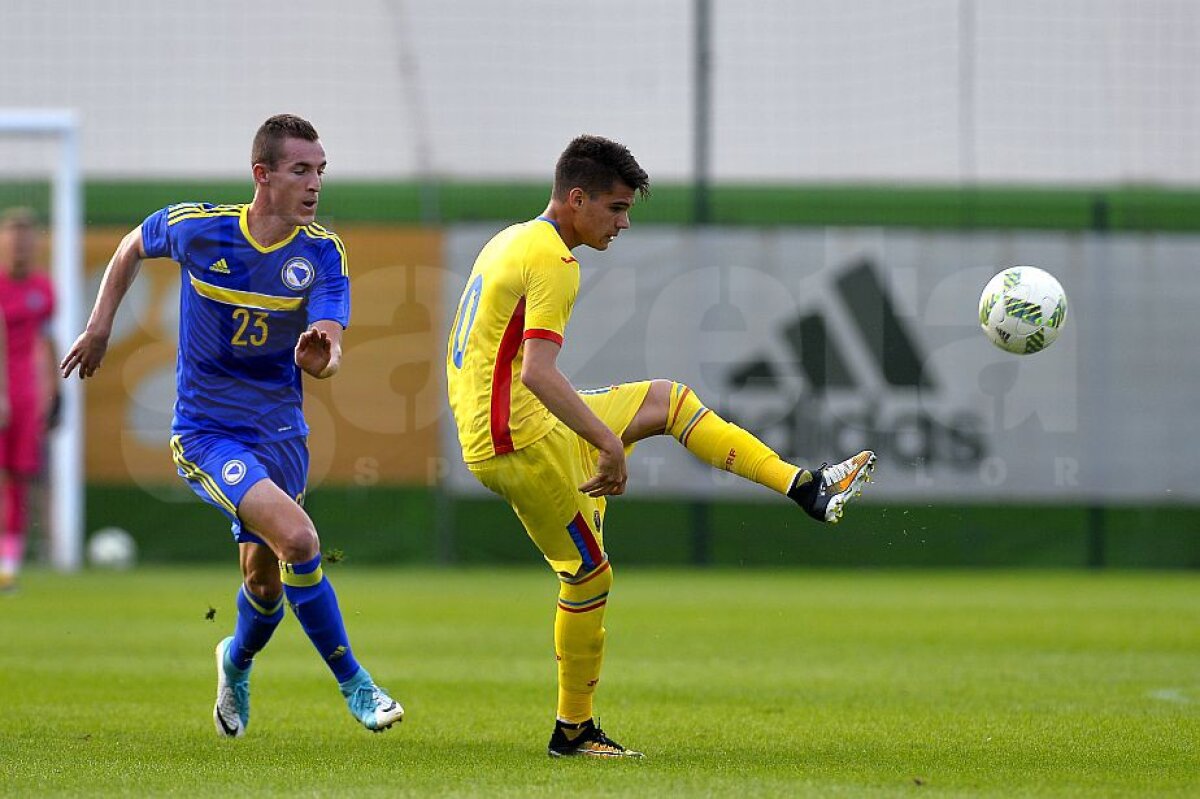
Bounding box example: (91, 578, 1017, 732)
(548, 718, 644, 759)
(789, 450, 876, 524)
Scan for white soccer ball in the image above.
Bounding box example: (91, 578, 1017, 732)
(978, 266, 1068, 355)
(87, 527, 138, 570)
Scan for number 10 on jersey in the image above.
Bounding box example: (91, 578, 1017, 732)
(451, 274, 483, 369)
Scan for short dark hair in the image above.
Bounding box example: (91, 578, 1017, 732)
(251, 114, 319, 169)
(553, 135, 649, 200)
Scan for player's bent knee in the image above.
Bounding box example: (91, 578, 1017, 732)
(274, 525, 320, 564)
(665, 381, 708, 440)
(626, 380, 674, 442)
(648, 378, 674, 396)
(238, 478, 320, 563)
(646, 379, 673, 416)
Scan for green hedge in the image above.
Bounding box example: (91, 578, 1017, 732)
(3, 180, 1199, 231)
(85, 485, 1200, 569)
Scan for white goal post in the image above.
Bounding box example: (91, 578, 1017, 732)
(0, 110, 84, 571)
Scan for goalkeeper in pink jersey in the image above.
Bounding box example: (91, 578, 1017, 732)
(0, 208, 56, 592)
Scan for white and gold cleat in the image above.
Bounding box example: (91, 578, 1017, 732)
(789, 450, 876, 524)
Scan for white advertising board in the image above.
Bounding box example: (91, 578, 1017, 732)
(443, 226, 1199, 503)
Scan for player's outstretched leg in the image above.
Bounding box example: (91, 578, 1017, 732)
(663, 382, 875, 524)
(214, 636, 251, 737)
(664, 382, 799, 495)
(787, 450, 877, 524)
(279, 553, 404, 732)
(240, 481, 403, 732)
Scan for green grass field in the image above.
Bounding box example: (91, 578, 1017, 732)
(1, 567, 1196, 797)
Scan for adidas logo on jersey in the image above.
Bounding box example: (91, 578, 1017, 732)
(209, 258, 231, 274)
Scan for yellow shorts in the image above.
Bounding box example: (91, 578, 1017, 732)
(467, 381, 652, 575)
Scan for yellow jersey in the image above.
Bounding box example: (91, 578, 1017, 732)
(447, 218, 580, 463)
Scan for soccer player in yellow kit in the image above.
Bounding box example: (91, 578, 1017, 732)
(446, 135, 875, 758)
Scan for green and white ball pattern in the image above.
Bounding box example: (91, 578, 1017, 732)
(978, 266, 1068, 355)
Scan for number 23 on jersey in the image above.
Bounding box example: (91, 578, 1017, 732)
(231, 307, 269, 347)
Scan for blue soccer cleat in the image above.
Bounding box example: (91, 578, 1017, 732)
(213, 636, 251, 738)
(340, 668, 404, 732)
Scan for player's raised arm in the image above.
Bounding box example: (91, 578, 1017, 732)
(294, 319, 343, 379)
(60, 226, 146, 380)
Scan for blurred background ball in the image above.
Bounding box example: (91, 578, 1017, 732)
(87, 527, 138, 570)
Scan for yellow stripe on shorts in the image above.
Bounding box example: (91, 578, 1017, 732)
(170, 435, 238, 516)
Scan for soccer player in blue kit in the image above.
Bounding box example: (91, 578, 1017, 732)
(61, 114, 404, 736)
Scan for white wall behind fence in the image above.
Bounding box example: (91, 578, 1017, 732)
(2, 0, 1198, 184)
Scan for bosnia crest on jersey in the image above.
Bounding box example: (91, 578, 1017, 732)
(281, 257, 315, 291)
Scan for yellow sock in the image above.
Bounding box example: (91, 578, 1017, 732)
(667, 382, 803, 495)
(554, 559, 613, 723)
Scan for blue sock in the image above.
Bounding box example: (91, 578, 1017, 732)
(229, 584, 285, 672)
(280, 554, 361, 683)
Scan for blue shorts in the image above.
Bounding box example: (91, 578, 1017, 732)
(170, 432, 308, 545)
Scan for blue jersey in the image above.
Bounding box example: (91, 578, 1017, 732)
(141, 203, 350, 443)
